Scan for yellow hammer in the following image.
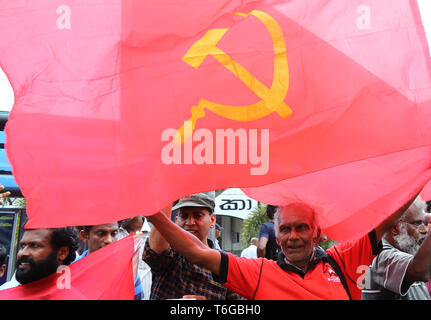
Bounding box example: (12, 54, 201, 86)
(175, 10, 292, 144)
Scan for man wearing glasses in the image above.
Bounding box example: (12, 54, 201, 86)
(143, 193, 244, 300)
(362, 197, 431, 300)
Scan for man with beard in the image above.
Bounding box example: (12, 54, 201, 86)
(0, 227, 79, 290)
(362, 197, 431, 300)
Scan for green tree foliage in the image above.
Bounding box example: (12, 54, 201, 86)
(319, 238, 337, 250)
(240, 203, 270, 247)
(1, 197, 26, 208)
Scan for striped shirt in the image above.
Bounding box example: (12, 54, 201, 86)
(362, 240, 431, 300)
(143, 239, 244, 300)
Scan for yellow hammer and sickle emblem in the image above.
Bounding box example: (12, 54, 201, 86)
(175, 10, 292, 144)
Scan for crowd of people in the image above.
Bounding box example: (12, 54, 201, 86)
(0, 187, 431, 300)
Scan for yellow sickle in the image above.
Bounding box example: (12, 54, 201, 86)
(175, 10, 292, 144)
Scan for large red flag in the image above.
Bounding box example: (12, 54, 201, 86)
(244, 147, 431, 241)
(0, 235, 135, 300)
(0, 0, 430, 232)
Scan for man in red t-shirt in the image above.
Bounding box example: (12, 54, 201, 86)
(148, 196, 416, 300)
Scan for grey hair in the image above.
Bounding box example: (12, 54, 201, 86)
(274, 202, 320, 238)
(399, 196, 426, 222)
(384, 197, 427, 243)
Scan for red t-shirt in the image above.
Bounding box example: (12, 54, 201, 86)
(219, 231, 381, 300)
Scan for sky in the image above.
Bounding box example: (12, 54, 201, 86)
(0, 1, 431, 112)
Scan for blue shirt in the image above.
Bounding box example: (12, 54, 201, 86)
(259, 221, 280, 260)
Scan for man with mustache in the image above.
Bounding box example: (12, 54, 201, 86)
(362, 197, 431, 299)
(76, 222, 145, 300)
(0, 227, 79, 290)
(147, 194, 418, 300)
(143, 193, 244, 300)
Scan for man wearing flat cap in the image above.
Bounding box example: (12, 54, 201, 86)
(143, 193, 244, 300)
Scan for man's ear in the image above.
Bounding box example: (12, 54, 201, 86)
(210, 214, 216, 229)
(0, 264, 6, 278)
(79, 230, 89, 243)
(57, 246, 70, 265)
(313, 226, 322, 245)
(390, 222, 401, 236)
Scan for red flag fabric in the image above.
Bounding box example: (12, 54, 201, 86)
(0, 235, 135, 300)
(243, 147, 431, 242)
(420, 180, 431, 202)
(0, 0, 430, 230)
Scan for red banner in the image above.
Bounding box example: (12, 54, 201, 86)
(0, 235, 135, 300)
